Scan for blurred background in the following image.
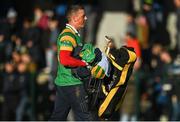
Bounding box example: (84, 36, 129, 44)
(0, 0, 180, 121)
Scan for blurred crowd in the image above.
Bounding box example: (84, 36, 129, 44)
(0, 0, 180, 121)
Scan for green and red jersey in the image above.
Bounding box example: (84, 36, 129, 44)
(55, 24, 86, 86)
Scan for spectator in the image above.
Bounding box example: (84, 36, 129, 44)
(0, 32, 6, 64)
(41, 16, 59, 72)
(1, 62, 18, 120)
(0, 8, 19, 41)
(15, 62, 34, 120)
(174, 0, 180, 53)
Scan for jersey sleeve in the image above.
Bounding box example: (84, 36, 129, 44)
(59, 35, 77, 51)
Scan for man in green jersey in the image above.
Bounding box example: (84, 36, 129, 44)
(50, 5, 95, 121)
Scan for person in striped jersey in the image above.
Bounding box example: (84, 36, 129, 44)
(50, 5, 96, 121)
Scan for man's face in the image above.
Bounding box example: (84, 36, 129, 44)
(73, 9, 87, 29)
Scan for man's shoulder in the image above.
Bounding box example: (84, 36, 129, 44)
(60, 27, 76, 36)
(59, 27, 77, 40)
(58, 28, 77, 47)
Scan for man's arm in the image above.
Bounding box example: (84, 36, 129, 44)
(59, 50, 86, 67)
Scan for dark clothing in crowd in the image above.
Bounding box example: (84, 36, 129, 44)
(1, 71, 19, 120)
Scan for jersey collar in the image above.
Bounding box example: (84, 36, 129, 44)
(66, 24, 80, 36)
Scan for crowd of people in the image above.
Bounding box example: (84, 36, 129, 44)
(0, 0, 180, 121)
(0, 5, 59, 120)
